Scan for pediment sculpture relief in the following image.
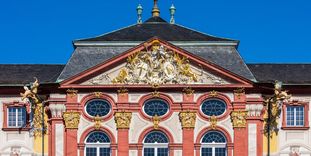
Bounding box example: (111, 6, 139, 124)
(82, 40, 229, 85)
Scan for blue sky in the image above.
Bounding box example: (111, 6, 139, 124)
(0, 0, 310, 64)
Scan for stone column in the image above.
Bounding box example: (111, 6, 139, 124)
(63, 111, 80, 156)
(48, 103, 66, 156)
(179, 111, 196, 156)
(114, 111, 132, 156)
(232, 88, 248, 156)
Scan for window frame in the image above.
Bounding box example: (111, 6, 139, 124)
(143, 98, 170, 118)
(200, 131, 227, 156)
(200, 98, 227, 117)
(7, 107, 27, 128)
(2, 102, 30, 131)
(84, 131, 111, 156)
(282, 101, 309, 130)
(143, 131, 169, 156)
(84, 99, 112, 118)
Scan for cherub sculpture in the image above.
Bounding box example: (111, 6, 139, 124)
(20, 77, 39, 102)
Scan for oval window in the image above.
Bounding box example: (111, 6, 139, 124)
(201, 99, 226, 116)
(85, 99, 111, 117)
(143, 99, 169, 117)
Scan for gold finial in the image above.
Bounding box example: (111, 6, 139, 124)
(152, 0, 160, 17)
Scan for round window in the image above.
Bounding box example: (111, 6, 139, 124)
(85, 99, 111, 117)
(201, 99, 226, 116)
(143, 99, 169, 117)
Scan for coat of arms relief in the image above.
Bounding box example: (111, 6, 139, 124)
(82, 40, 229, 85)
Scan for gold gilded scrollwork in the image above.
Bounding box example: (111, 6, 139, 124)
(183, 87, 195, 95)
(179, 111, 196, 128)
(94, 115, 102, 130)
(93, 92, 103, 98)
(111, 40, 198, 85)
(67, 89, 78, 98)
(234, 88, 245, 99)
(114, 112, 132, 129)
(153, 115, 160, 129)
(210, 115, 217, 129)
(63, 112, 80, 129)
(209, 90, 218, 97)
(231, 110, 247, 128)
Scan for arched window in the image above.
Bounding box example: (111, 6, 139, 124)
(143, 99, 169, 117)
(201, 131, 227, 156)
(201, 99, 226, 117)
(143, 131, 169, 156)
(85, 131, 111, 156)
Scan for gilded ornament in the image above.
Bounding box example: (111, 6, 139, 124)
(152, 91, 160, 97)
(183, 87, 195, 95)
(63, 111, 80, 129)
(210, 115, 217, 129)
(179, 111, 196, 128)
(152, 115, 160, 129)
(114, 111, 132, 129)
(209, 90, 218, 97)
(66, 89, 78, 98)
(93, 92, 103, 98)
(234, 87, 245, 99)
(231, 110, 247, 128)
(111, 40, 199, 85)
(117, 87, 128, 94)
(20, 77, 39, 103)
(33, 102, 48, 137)
(94, 115, 102, 130)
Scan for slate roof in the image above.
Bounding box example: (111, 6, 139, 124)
(76, 17, 236, 42)
(57, 45, 256, 81)
(0, 64, 64, 85)
(247, 64, 311, 84)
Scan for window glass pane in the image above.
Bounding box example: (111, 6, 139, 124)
(144, 99, 169, 117)
(86, 131, 110, 143)
(86, 99, 111, 117)
(157, 148, 168, 156)
(144, 131, 168, 143)
(86, 147, 97, 156)
(8, 107, 26, 127)
(100, 148, 110, 156)
(201, 99, 226, 116)
(201, 148, 212, 156)
(295, 106, 304, 126)
(215, 148, 226, 156)
(286, 107, 295, 126)
(202, 131, 226, 143)
(144, 148, 155, 156)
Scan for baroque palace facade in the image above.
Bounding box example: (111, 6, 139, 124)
(0, 1, 311, 156)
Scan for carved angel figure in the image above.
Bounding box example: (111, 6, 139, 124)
(20, 77, 39, 101)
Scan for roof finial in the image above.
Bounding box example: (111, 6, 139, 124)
(137, 4, 143, 24)
(169, 4, 176, 24)
(152, 0, 160, 17)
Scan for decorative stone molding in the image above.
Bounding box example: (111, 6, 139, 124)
(49, 104, 66, 118)
(231, 110, 247, 128)
(182, 87, 195, 95)
(179, 111, 196, 128)
(93, 92, 103, 98)
(114, 112, 132, 129)
(63, 111, 80, 129)
(246, 104, 263, 117)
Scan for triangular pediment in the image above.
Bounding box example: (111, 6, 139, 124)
(61, 38, 252, 88)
